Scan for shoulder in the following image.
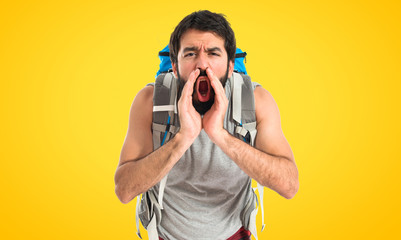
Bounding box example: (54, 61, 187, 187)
(120, 85, 155, 165)
(253, 86, 275, 105)
(253, 86, 281, 126)
(128, 85, 154, 125)
(132, 85, 154, 108)
(136, 85, 154, 101)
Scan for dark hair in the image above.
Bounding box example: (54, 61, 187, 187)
(169, 10, 236, 64)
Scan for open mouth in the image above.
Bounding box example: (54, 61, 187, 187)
(196, 77, 211, 102)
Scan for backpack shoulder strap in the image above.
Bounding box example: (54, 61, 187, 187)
(231, 72, 266, 239)
(231, 72, 257, 146)
(136, 72, 180, 240)
(152, 72, 181, 206)
(152, 72, 180, 149)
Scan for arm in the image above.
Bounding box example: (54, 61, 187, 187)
(203, 69, 298, 199)
(114, 70, 202, 204)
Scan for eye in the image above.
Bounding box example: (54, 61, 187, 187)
(209, 52, 220, 56)
(184, 52, 196, 57)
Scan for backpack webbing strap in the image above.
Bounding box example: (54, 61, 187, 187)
(136, 190, 162, 240)
(247, 184, 266, 240)
(153, 105, 176, 112)
(146, 191, 163, 240)
(232, 73, 243, 124)
(136, 195, 142, 239)
(152, 123, 179, 136)
(249, 206, 259, 240)
(147, 215, 158, 240)
(258, 183, 266, 231)
(235, 122, 257, 146)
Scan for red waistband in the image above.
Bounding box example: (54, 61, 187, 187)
(159, 226, 251, 240)
(227, 227, 251, 240)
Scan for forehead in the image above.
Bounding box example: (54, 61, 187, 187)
(179, 29, 225, 51)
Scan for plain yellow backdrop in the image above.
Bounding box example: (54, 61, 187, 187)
(1, 0, 400, 239)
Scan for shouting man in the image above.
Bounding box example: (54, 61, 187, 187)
(115, 10, 299, 240)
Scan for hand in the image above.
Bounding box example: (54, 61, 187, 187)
(202, 68, 229, 143)
(177, 69, 202, 142)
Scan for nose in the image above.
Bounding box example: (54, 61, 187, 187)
(195, 52, 209, 70)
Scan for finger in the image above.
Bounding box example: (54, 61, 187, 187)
(206, 68, 225, 96)
(206, 68, 226, 106)
(181, 69, 200, 98)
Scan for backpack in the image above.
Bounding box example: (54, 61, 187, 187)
(135, 45, 265, 240)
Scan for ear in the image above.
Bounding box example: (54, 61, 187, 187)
(172, 61, 178, 79)
(227, 60, 234, 78)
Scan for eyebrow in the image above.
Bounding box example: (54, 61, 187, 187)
(182, 46, 223, 53)
(182, 46, 199, 53)
(206, 47, 223, 53)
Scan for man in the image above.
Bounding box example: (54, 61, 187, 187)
(115, 10, 299, 240)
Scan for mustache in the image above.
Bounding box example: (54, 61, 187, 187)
(198, 69, 207, 78)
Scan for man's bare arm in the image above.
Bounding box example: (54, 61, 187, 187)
(115, 133, 193, 204)
(207, 83, 299, 199)
(115, 70, 202, 204)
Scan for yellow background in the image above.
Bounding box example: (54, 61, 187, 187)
(1, 0, 400, 239)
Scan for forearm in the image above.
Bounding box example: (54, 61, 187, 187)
(115, 133, 192, 204)
(214, 130, 299, 199)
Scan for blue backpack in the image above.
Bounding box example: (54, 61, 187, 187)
(156, 45, 248, 77)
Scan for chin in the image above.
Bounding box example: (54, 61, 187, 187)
(192, 96, 214, 115)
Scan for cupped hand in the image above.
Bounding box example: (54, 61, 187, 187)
(177, 69, 202, 142)
(202, 68, 229, 143)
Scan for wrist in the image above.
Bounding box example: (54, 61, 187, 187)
(175, 131, 197, 148)
(209, 128, 230, 146)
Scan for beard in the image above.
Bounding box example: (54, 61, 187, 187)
(177, 66, 229, 115)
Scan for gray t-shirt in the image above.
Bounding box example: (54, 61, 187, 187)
(148, 78, 260, 240)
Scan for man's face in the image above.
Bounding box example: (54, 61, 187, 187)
(172, 29, 234, 114)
